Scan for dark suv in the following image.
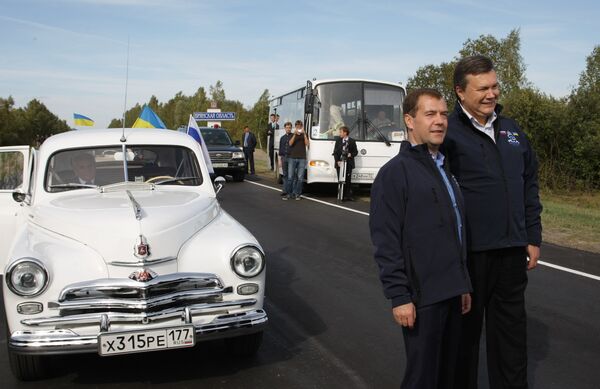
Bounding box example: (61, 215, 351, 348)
(199, 127, 246, 181)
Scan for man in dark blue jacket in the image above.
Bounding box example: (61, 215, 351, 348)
(242, 126, 257, 175)
(443, 55, 543, 389)
(371, 88, 472, 389)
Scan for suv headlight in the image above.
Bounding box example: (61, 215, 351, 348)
(6, 258, 49, 297)
(230, 245, 265, 278)
(232, 151, 244, 159)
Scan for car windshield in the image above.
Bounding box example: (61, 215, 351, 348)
(199, 129, 233, 146)
(45, 145, 203, 192)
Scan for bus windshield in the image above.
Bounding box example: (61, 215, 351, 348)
(311, 82, 406, 142)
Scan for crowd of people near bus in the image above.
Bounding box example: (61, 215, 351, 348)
(264, 113, 358, 201)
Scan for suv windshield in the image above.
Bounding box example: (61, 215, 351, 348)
(199, 129, 234, 146)
(45, 145, 203, 192)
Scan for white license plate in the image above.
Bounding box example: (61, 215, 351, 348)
(98, 325, 195, 356)
(212, 163, 228, 168)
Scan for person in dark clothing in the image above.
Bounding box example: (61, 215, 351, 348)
(267, 113, 279, 170)
(443, 55, 543, 389)
(370, 88, 472, 389)
(242, 125, 257, 175)
(332, 126, 358, 201)
(284, 120, 309, 200)
(278, 121, 293, 197)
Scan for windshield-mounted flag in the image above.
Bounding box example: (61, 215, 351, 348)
(187, 114, 214, 174)
(74, 113, 94, 126)
(132, 105, 167, 129)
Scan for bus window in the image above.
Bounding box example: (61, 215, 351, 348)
(313, 82, 362, 140)
(364, 83, 406, 142)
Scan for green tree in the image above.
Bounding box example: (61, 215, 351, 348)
(407, 29, 527, 106)
(209, 80, 226, 105)
(565, 46, 600, 188)
(406, 63, 455, 105)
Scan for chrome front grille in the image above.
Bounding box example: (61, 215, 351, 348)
(23, 273, 257, 327)
(209, 152, 232, 163)
(56, 274, 223, 302)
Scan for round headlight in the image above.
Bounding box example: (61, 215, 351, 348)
(231, 246, 265, 278)
(6, 258, 49, 297)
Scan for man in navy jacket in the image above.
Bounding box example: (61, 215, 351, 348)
(371, 88, 472, 389)
(443, 55, 543, 389)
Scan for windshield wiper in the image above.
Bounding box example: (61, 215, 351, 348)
(365, 118, 391, 146)
(49, 183, 98, 189)
(154, 176, 201, 185)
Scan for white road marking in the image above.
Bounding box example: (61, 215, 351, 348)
(244, 179, 369, 216)
(244, 179, 600, 282)
(537, 261, 600, 281)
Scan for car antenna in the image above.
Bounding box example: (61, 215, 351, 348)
(120, 37, 130, 182)
(120, 37, 130, 143)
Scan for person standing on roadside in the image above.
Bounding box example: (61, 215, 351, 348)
(284, 120, 309, 200)
(370, 88, 472, 389)
(267, 113, 278, 170)
(443, 55, 543, 389)
(279, 121, 293, 197)
(242, 125, 257, 175)
(332, 126, 358, 201)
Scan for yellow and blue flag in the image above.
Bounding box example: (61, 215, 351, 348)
(73, 113, 94, 126)
(132, 105, 167, 129)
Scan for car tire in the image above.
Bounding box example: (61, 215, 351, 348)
(225, 331, 263, 357)
(8, 347, 48, 381)
(232, 172, 245, 182)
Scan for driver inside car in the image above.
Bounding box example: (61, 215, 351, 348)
(71, 153, 97, 185)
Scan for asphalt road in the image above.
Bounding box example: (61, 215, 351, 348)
(1, 178, 599, 388)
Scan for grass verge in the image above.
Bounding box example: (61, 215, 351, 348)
(540, 190, 600, 253)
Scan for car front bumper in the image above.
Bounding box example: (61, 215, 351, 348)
(9, 309, 267, 355)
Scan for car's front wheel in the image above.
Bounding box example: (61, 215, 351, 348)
(225, 331, 263, 357)
(8, 348, 48, 381)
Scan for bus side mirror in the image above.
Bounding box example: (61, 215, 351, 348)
(304, 80, 314, 114)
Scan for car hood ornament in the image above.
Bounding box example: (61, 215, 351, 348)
(129, 268, 157, 282)
(134, 235, 151, 259)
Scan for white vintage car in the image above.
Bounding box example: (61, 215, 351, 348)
(0, 128, 267, 380)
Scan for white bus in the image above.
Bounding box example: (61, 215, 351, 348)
(270, 79, 407, 184)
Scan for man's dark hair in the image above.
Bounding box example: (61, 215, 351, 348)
(284, 121, 292, 127)
(453, 55, 495, 92)
(339, 126, 349, 135)
(294, 120, 303, 126)
(270, 113, 275, 117)
(244, 126, 249, 129)
(403, 88, 444, 117)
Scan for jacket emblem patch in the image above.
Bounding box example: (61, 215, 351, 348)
(506, 131, 520, 146)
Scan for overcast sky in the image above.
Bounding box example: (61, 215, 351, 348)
(1, 0, 598, 128)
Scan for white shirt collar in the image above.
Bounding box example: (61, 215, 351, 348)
(459, 103, 497, 142)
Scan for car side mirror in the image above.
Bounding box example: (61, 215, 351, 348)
(214, 176, 226, 195)
(12, 190, 26, 203)
(234, 140, 241, 146)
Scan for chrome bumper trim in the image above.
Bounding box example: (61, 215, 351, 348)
(10, 309, 267, 355)
(21, 299, 257, 326)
